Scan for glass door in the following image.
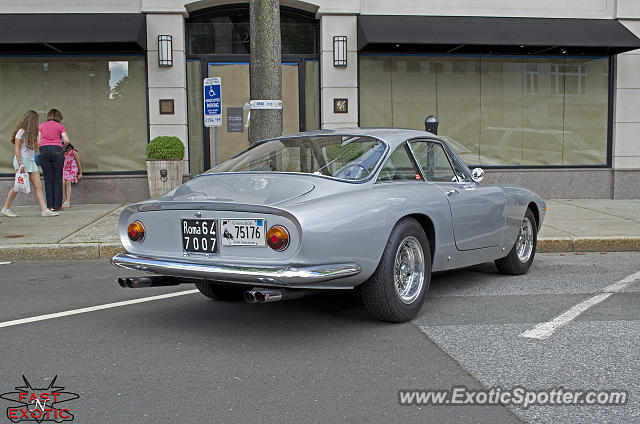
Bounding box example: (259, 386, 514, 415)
(207, 62, 300, 165)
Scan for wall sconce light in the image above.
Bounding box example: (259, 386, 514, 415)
(333, 36, 347, 67)
(158, 35, 173, 67)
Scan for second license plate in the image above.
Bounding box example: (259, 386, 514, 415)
(220, 218, 266, 246)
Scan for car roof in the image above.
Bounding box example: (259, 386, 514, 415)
(278, 127, 438, 148)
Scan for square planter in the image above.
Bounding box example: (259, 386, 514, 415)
(146, 160, 183, 199)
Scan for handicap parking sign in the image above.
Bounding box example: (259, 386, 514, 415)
(203, 77, 222, 127)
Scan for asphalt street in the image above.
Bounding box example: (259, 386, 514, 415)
(1, 252, 639, 423)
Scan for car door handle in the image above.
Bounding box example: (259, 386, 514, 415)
(446, 189, 459, 197)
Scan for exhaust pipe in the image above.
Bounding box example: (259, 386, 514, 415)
(244, 290, 257, 303)
(117, 276, 181, 288)
(244, 288, 317, 304)
(254, 289, 283, 303)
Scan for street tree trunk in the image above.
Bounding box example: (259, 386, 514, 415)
(249, 0, 282, 143)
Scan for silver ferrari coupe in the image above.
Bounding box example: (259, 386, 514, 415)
(112, 128, 546, 322)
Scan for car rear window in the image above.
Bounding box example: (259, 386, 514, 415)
(208, 135, 386, 181)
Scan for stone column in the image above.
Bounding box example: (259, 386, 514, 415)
(614, 16, 640, 198)
(145, 12, 189, 174)
(319, 14, 358, 129)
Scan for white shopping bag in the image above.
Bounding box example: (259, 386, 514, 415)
(14, 170, 31, 194)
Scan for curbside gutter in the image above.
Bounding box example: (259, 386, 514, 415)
(0, 238, 639, 261)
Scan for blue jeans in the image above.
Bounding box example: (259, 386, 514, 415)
(38, 145, 64, 209)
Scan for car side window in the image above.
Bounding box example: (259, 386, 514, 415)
(376, 145, 421, 183)
(409, 141, 457, 183)
(450, 157, 472, 182)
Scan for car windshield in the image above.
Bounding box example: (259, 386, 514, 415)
(208, 135, 386, 181)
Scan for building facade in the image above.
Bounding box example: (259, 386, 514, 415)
(1, 0, 639, 201)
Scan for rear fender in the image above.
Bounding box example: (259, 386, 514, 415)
(286, 182, 455, 280)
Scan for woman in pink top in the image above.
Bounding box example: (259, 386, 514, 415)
(38, 109, 71, 210)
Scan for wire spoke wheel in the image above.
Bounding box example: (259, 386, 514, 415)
(393, 236, 425, 304)
(515, 216, 534, 263)
(360, 217, 431, 322)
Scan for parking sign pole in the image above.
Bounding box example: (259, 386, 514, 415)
(212, 127, 218, 166)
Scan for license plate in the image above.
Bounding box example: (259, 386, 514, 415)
(220, 218, 266, 246)
(181, 219, 218, 253)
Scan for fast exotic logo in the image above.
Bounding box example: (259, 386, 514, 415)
(0, 376, 79, 423)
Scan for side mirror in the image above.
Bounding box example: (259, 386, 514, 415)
(471, 167, 484, 183)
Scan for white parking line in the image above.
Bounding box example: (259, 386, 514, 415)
(0, 289, 198, 329)
(520, 270, 640, 340)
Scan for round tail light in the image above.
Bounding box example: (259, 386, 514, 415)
(266, 225, 289, 251)
(128, 221, 145, 242)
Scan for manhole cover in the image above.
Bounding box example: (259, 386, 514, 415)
(5, 235, 24, 239)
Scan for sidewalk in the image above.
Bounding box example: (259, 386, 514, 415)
(0, 200, 639, 260)
(0, 204, 124, 260)
(539, 199, 640, 252)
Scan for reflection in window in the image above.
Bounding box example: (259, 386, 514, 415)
(552, 64, 587, 95)
(109, 61, 129, 99)
(360, 55, 608, 166)
(0, 57, 147, 173)
(420, 61, 430, 74)
(452, 61, 467, 76)
(524, 64, 539, 94)
(396, 60, 407, 74)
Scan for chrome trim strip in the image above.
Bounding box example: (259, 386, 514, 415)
(111, 253, 361, 288)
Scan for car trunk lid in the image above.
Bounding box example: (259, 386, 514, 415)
(164, 173, 315, 206)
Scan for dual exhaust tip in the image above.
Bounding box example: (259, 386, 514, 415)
(117, 276, 180, 288)
(117, 278, 310, 305)
(244, 289, 283, 304)
(118, 277, 147, 288)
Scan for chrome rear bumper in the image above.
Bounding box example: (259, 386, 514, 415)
(111, 253, 361, 289)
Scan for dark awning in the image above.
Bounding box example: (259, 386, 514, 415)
(358, 16, 640, 56)
(0, 14, 146, 54)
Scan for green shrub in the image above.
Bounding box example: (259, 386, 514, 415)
(146, 136, 185, 160)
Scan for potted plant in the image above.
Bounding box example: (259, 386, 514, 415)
(146, 136, 185, 199)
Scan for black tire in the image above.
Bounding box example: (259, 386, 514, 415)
(194, 282, 246, 301)
(360, 217, 431, 323)
(495, 208, 537, 275)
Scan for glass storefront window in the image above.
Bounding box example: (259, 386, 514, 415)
(187, 22, 319, 55)
(0, 56, 147, 173)
(186, 6, 318, 55)
(360, 55, 609, 166)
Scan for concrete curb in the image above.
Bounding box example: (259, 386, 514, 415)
(537, 237, 574, 253)
(537, 237, 640, 253)
(0, 242, 125, 261)
(1, 238, 639, 261)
